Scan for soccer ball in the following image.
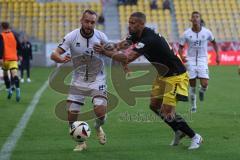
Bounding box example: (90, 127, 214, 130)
(71, 121, 91, 142)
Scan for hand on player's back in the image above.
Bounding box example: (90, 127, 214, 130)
(93, 44, 104, 54)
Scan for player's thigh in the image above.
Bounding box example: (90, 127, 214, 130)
(189, 78, 197, 87)
(186, 65, 198, 80)
(151, 75, 177, 107)
(162, 73, 189, 106)
(10, 69, 18, 77)
(151, 76, 173, 100)
(67, 100, 84, 112)
(197, 65, 209, 79)
(90, 79, 108, 115)
(89, 78, 107, 102)
(67, 94, 85, 107)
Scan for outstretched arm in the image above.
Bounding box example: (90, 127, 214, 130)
(51, 47, 71, 63)
(93, 42, 140, 64)
(178, 45, 187, 63)
(211, 40, 220, 65)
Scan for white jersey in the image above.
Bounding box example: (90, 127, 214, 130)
(58, 28, 109, 85)
(179, 27, 214, 65)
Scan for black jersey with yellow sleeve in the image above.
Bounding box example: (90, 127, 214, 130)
(128, 27, 186, 77)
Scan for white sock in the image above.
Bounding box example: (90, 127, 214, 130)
(189, 87, 196, 108)
(199, 86, 207, 93)
(94, 116, 107, 129)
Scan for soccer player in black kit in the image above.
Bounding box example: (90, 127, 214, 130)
(94, 12, 203, 150)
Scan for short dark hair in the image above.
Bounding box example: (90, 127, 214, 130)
(130, 12, 146, 23)
(1, 22, 10, 29)
(83, 9, 98, 17)
(192, 11, 201, 17)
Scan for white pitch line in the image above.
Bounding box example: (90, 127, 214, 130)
(0, 81, 49, 160)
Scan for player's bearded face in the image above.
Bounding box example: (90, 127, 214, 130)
(81, 13, 97, 35)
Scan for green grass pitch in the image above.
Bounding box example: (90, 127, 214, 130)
(0, 66, 240, 160)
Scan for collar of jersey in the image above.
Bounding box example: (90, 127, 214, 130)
(80, 28, 94, 39)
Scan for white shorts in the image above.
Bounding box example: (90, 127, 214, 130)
(67, 78, 107, 104)
(186, 64, 209, 79)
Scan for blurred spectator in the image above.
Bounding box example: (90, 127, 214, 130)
(20, 35, 32, 83)
(129, 0, 137, 5)
(118, 0, 126, 5)
(150, 0, 158, 10)
(118, 0, 137, 5)
(98, 13, 105, 25)
(163, 0, 171, 10)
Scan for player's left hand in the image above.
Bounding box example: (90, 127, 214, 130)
(216, 54, 220, 65)
(93, 44, 104, 54)
(121, 63, 131, 76)
(19, 56, 23, 61)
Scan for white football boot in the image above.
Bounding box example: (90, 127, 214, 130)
(188, 133, 203, 150)
(73, 142, 87, 152)
(96, 127, 106, 145)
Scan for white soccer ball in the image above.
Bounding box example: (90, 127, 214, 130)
(71, 121, 91, 142)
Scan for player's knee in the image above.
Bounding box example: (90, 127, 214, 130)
(68, 102, 81, 112)
(201, 83, 208, 88)
(93, 97, 107, 118)
(13, 76, 19, 82)
(160, 104, 176, 122)
(92, 96, 107, 106)
(200, 80, 208, 88)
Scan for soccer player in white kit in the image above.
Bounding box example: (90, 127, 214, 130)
(51, 10, 109, 151)
(178, 11, 220, 112)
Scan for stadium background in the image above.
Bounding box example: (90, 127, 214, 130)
(0, 0, 240, 160)
(0, 0, 239, 66)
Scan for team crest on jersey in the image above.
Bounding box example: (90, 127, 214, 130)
(75, 42, 80, 47)
(135, 42, 145, 49)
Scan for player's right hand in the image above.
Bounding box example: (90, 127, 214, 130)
(0, 59, 3, 66)
(180, 55, 187, 63)
(62, 54, 71, 63)
(93, 44, 104, 54)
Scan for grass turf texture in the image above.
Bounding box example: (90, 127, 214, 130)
(0, 66, 239, 160)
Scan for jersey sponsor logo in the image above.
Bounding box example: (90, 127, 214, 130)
(76, 42, 80, 47)
(135, 42, 145, 49)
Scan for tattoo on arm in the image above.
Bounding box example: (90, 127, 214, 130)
(103, 42, 117, 51)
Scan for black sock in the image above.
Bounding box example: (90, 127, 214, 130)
(150, 105, 178, 132)
(169, 114, 195, 138)
(150, 105, 196, 137)
(3, 75, 10, 89)
(13, 76, 20, 88)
